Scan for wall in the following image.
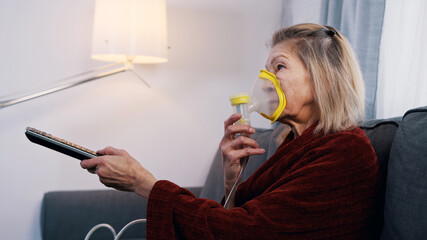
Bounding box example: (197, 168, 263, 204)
(0, 0, 282, 239)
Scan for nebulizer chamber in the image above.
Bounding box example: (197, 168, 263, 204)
(229, 94, 251, 126)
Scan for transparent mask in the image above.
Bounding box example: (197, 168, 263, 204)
(249, 70, 286, 123)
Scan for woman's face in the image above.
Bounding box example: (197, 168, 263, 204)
(265, 41, 317, 124)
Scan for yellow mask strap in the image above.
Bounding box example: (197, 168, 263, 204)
(258, 70, 287, 123)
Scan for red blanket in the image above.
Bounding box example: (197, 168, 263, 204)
(147, 124, 378, 239)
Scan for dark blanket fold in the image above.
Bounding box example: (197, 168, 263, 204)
(147, 124, 378, 239)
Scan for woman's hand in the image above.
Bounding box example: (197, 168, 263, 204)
(80, 147, 157, 198)
(220, 113, 265, 194)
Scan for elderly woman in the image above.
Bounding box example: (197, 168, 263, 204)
(81, 23, 378, 239)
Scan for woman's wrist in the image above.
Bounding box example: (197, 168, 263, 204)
(224, 179, 233, 196)
(133, 171, 158, 198)
(224, 173, 240, 193)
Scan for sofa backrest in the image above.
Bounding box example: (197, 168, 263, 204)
(360, 117, 401, 238)
(380, 106, 427, 240)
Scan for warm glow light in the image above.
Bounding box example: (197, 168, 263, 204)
(91, 0, 168, 64)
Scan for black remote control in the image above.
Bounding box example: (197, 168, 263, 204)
(25, 127, 98, 160)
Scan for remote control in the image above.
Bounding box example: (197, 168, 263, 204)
(25, 127, 98, 160)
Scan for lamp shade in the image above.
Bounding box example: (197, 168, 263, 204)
(91, 0, 168, 64)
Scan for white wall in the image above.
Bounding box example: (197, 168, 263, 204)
(0, 0, 282, 239)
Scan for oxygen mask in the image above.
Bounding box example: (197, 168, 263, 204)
(229, 70, 287, 125)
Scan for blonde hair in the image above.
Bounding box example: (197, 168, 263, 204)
(272, 23, 365, 134)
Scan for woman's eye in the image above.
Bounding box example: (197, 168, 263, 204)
(277, 64, 285, 71)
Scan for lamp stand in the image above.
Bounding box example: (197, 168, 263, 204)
(0, 61, 149, 109)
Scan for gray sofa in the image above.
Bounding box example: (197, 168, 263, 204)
(40, 106, 427, 240)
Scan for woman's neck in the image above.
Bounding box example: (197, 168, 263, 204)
(282, 113, 319, 138)
(290, 119, 317, 138)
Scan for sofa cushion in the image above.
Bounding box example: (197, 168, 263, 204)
(359, 117, 401, 238)
(41, 190, 148, 240)
(41, 187, 202, 240)
(381, 106, 427, 240)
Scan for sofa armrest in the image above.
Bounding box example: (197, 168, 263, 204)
(41, 187, 202, 240)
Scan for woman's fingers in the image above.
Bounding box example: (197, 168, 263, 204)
(224, 113, 254, 135)
(96, 146, 126, 156)
(80, 157, 100, 170)
(233, 135, 260, 149)
(221, 114, 265, 187)
(221, 136, 260, 154)
(221, 123, 256, 147)
(221, 136, 265, 164)
(224, 113, 242, 131)
(225, 124, 255, 139)
(223, 147, 265, 163)
(220, 114, 263, 161)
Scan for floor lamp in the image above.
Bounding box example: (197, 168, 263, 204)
(0, 0, 168, 109)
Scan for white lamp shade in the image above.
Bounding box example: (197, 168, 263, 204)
(91, 0, 168, 64)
